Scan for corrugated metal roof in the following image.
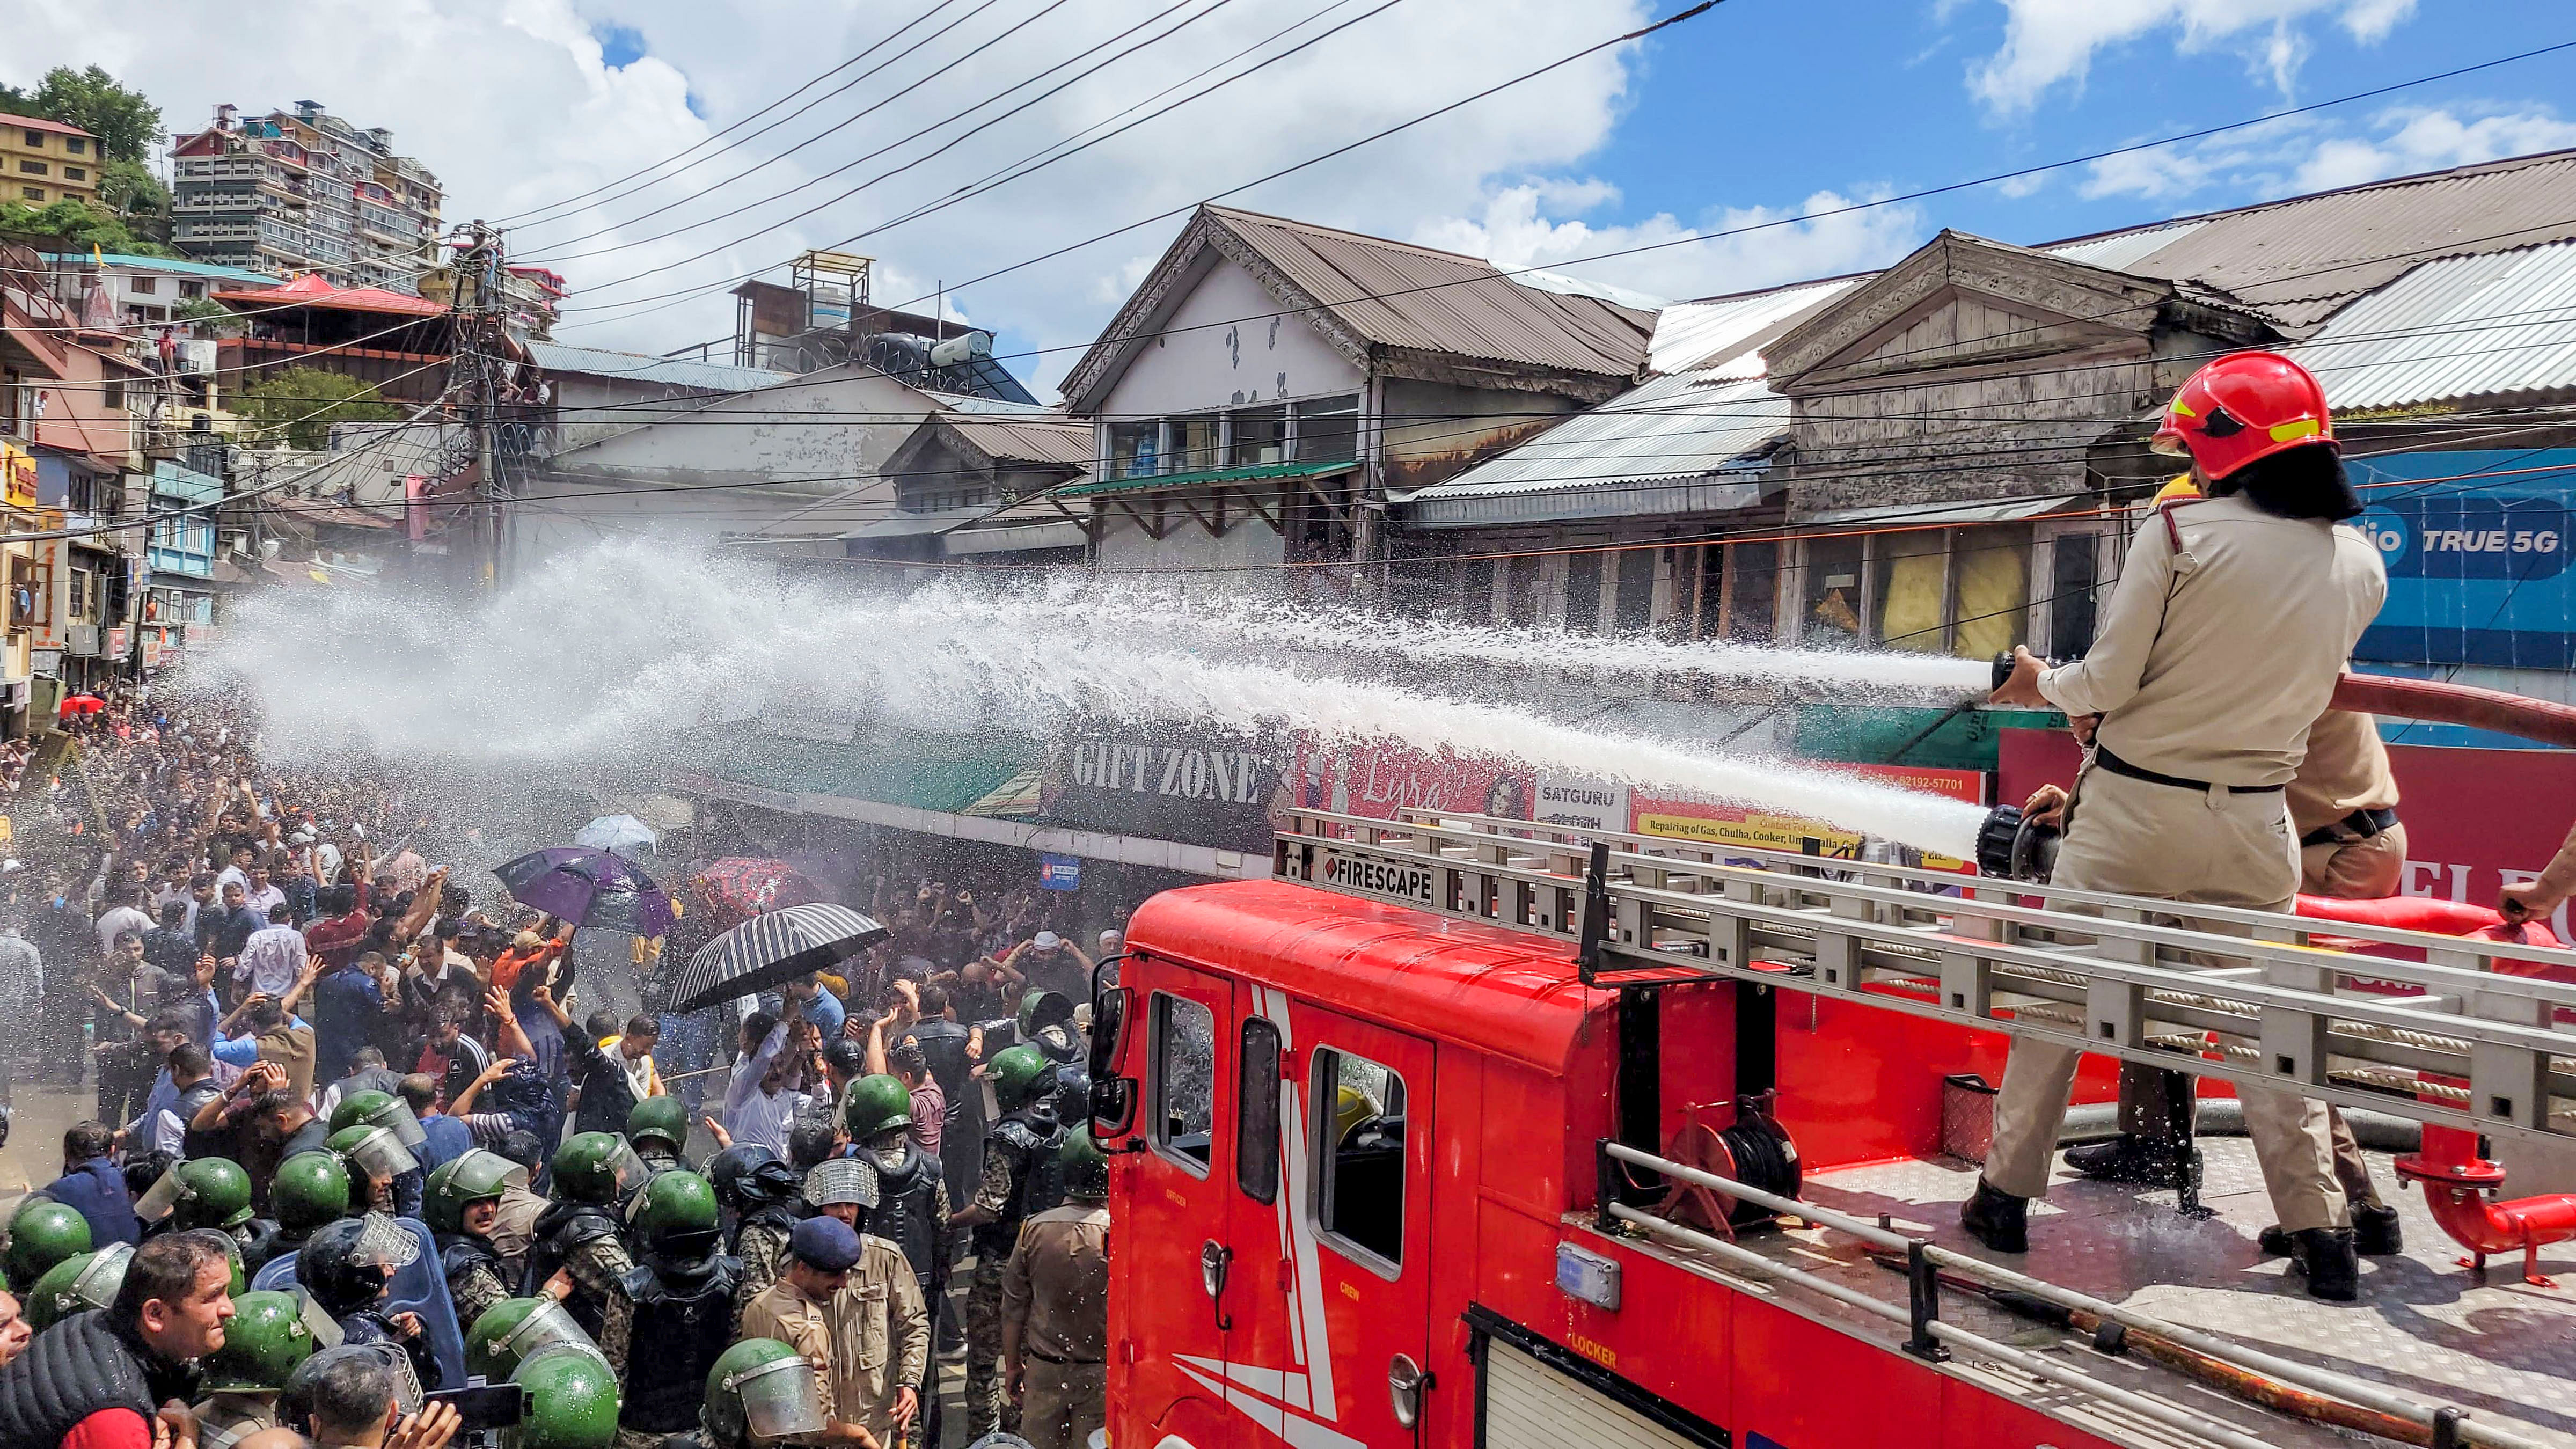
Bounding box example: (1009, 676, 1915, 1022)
(529, 341, 788, 394)
(2038, 148, 2576, 330)
(1208, 206, 1653, 378)
(42, 252, 283, 286)
(2045, 221, 2209, 273)
(944, 414, 1092, 467)
(1397, 373, 1784, 526)
(1797, 494, 2082, 527)
(2290, 239, 2576, 411)
(923, 391, 1055, 415)
(1647, 277, 1864, 375)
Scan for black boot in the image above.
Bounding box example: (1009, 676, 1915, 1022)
(2288, 1227, 2360, 1301)
(2259, 1203, 2403, 1258)
(2063, 1133, 2199, 1187)
(1961, 1179, 2029, 1254)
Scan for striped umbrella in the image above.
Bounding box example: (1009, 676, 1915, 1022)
(667, 903, 889, 1014)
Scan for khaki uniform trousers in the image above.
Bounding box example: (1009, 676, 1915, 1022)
(1021, 1356, 1108, 1449)
(1986, 765, 2351, 1234)
(2300, 822, 2406, 901)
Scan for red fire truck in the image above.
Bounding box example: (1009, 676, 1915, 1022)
(1087, 806, 2576, 1449)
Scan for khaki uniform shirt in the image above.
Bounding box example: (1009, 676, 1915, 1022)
(828, 1236, 930, 1445)
(2285, 707, 2399, 835)
(1001, 1203, 1110, 1364)
(2040, 496, 2385, 786)
(742, 1279, 843, 1420)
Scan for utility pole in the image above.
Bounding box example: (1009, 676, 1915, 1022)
(448, 219, 506, 590)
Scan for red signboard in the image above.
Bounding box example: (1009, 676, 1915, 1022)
(1284, 738, 1534, 822)
(1999, 727, 2576, 939)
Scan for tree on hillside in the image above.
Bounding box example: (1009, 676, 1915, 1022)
(0, 65, 164, 162)
(0, 197, 169, 255)
(236, 368, 400, 451)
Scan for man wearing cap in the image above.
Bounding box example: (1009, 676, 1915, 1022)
(1004, 933, 1089, 1004)
(802, 1160, 929, 1449)
(739, 1220, 858, 1440)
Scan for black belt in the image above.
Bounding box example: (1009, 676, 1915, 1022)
(2300, 806, 2398, 849)
(1026, 1348, 1104, 1366)
(2093, 746, 2286, 795)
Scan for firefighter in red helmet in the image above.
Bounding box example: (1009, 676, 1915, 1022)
(1985, 350, 2385, 1300)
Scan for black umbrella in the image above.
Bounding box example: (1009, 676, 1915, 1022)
(668, 903, 889, 1014)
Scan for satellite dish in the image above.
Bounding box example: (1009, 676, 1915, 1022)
(928, 330, 992, 368)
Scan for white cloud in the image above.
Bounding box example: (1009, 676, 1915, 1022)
(1964, 0, 2415, 114)
(2075, 105, 2576, 206)
(2290, 106, 2576, 191)
(1410, 182, 1928, 304)
(3, 0, 1684, 395)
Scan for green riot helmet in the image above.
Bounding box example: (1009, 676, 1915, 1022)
(328, 1124, 420, 1182)
(425, 1150, 525, 1235)
(201, 1290, 319, 1392)
(1017, 988, 1075, 1038)
(551, 1132, 646, 1205)
(27, 1242, 133, 1330)
(331, 1089, 428, 1153)
(987, 1044, 1053, 1111)
(5, 1201, 92, 1285)
(626, 1095, 689, 1154)
(1060, 1126, 1110, 1199)
(169, 1158, 258, 1230)
(189, 1227, 249, 1297)
(705, 1337, 828, 1448)
(630, 1171, 721, 1258)
(467, 1296, 603, 1382)
(274, 1151, 354, 1234)
(511, 1340, 624, 1449)
(839, 1073, 913, 1142)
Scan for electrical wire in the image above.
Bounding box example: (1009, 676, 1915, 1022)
(554, 0, 1726, 316)
(493, 0, 982, 227)
(515, 0, 1235, 265)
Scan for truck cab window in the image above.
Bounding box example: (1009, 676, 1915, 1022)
(1237, 1019, 1282, 1203)
(1312, 1048, 1406, 1270)
(1152, 992, 1216, 1173)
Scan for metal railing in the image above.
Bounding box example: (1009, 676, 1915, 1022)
(1270, 808, 2576, 1148)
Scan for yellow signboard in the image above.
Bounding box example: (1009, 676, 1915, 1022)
(0, 442, 35, 511)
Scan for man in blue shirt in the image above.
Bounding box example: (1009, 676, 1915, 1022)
(787, 973, 846, 1039)
(310, 950, 391, 1087)
(42, 1120, 140, 1247)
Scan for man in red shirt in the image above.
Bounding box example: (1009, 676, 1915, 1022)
(303, 879, 376, 972)
(0, 1232, 236, 1448)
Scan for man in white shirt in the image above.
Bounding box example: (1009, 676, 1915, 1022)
(724, 1006, 813, 1158)
(93, 887, 155, 963)
(213, 842, 255, 899)
(242, 860, 287, 921)
(234, 904, 309, 1000)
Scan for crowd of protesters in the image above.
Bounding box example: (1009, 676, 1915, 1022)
(0, 690, 1116, 1449)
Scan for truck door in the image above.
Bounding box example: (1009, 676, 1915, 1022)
(1123, 960, 1239, 1444)
(1217, 987, 1438, 1448)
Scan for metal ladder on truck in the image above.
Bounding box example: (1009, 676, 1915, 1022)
(1271, 805, 2576, 1449)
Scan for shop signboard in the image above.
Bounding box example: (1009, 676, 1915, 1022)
(1533, 773, 1629, 835)
(1038, 853, 1082, 891)
(2348, 450, 2576, 669)
(1284, 737, 1534, 823)
(1042, 721, 1280, 851)
(0, 442, 35, 510)
(1631, 763, 1986, 870)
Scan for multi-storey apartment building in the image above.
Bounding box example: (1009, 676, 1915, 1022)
(169, 102, 442, 294)
(0, 114, 101, 207)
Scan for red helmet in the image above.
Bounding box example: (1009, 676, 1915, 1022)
(2148, 350, 2334, 482)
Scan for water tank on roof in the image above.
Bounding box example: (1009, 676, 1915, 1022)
(929, 330, 992, 368)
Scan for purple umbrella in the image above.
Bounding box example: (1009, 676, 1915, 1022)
(493, 847, 676, 938)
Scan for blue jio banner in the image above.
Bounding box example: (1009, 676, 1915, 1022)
(2348, 449, 2576, 669)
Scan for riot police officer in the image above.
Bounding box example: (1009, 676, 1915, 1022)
(257, 1151, 353, 1272)
(299, 1213, 444, 1391)
(162, 1157, 276, 1268)
(523, 1132, 642, 1340)
(5, 1201, 92, 1289)
(191, 1290, 319, 1448)
(331, 1091, 428, 1223)
(682, 1337, 843, 1449)
(425, 1148, 523, 1328)
(628, 1097, 693, 1180)
(515, 1342, 624, 1449)
(845, 1072, 950, 1448)
(708, 1144, 801, 1330)
(606, 1172, 740, 1449)
(1003, 1131, 1111, 1449)
(952, 1045, 1065, 1438)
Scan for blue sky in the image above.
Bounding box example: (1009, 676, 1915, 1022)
(1554, 0, 2576, 296)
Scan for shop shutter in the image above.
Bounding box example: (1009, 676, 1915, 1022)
(1480, 1337, 1717, 1449)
